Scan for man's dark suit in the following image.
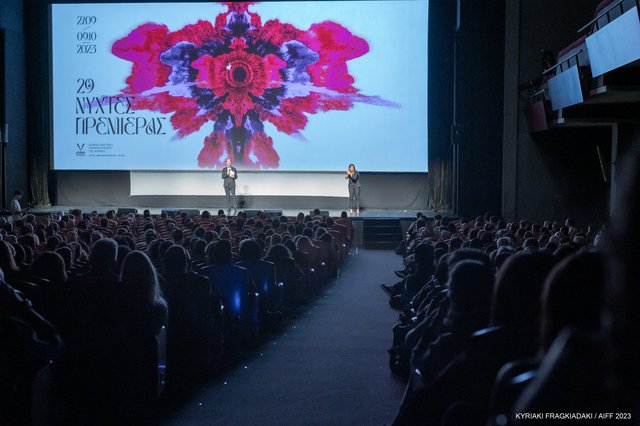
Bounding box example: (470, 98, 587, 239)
(222, 165, 238, 210)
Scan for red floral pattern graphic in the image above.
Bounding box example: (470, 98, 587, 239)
(111, 2, 396, 169)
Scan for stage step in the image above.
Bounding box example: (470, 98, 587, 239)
(362, 219, 402, 250)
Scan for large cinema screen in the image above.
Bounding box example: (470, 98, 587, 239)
(50, 1, 428, 171)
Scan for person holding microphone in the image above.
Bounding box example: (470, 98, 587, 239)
(345, 163, 361, 216)
(222, 158, 238, 214)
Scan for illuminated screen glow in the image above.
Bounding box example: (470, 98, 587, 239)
(50, 1, 428, 171)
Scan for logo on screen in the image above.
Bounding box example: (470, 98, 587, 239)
(76, 143, 85, 157)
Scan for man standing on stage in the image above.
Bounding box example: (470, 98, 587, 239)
(222, 158, 238, 214)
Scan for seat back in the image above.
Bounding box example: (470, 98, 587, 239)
(162, 272, 223, 383)
(236, 259, 282, 314)
(201, 264, 259, 338)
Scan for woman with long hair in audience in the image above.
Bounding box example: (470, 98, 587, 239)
(116, 250, 168, 423)
(120, 250, 167, 323)
(31, 251, 68, 285)
(0, 241, 21, 281)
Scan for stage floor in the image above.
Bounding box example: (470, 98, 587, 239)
(29, 206, 441, 220)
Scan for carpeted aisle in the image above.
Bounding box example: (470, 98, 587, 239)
(161, 249, 407, 426)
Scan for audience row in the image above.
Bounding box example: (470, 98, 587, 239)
(0, 208, 353, 425)
(382, 157, 639, 426)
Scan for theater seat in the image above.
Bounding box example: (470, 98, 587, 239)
(200, 264, 260, 343)
(236, 259, 283, 318)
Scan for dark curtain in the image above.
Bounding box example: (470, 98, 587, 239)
(427, 0, 455, 212)
(25, 0, 51, 206)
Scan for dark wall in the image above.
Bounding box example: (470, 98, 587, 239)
(504, 0, 617, 226)
(0, 0, 28, 207)
(454, 0, 505, 218)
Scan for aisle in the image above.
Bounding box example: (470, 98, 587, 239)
(161, 249, 407, 426)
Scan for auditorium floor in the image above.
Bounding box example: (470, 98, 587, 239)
(160, 249, 407, 426)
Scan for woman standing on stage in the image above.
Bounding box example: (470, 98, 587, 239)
(345, 163, 361, 216)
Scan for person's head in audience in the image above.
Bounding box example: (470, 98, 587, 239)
(0, 241, 19, 272)
(159, 240, 173, 261)
(270, 233, 282, 246)
(434, 254, 449, 285)
(284, 239, 297, 256)
(120, 250, 166, 309)
(523, 237, 539, 250)
(171, 228, 183, 245)
(46, 236, 61, 252)
(491, 251, 557, 342)
(11, 243, 26, 267)
(55, 246, 74, 272)
(296, 235, 315, 250)
(447, 247, 489, 270)
(239, 238, 261, 262)
(448, 236, 464, 252)
(115, 244, 131, 276)
(89, 238, 118, 277)
(192, 239, 207, 257)
(147, 239, 164, 265)
(90, 231, 104, 245)
(265, 243, 292, 260)
(414, 242, 435, 270)
(553, 243, 577, 261)
(219, 228, 231, 240)
(69, 241, 87, 262)
(444, 259, 494, 333)
(163, 244, 190, 274)
(540, 248, 604, 353)
(32, 251, 68, 283)
(21, 244, 34, 265)
(320, 232, 333, 245)
(208, 239, 232, 265)
(604, 142, 640, 396)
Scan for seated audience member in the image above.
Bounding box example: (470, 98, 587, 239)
(0, 270, 64, 426)
(31, 251, 68, 285)
(106, 250, 168, 423)
(512, 145, 640, 422)
(0, 240, 22, 282)
(407, 251, 557, 425)
(28, 251, 70, 323)
(236, 238, 281, 315)
(392, 259, 494, 425)
(381, 242, 434, 305)
(54, 246, 75, 275)
(264, 243, 304, 312)
(201, 240, 259, 341)
(162, 244, 223, 388)
(489, 248, 605, 425)
(388, 249, 489, 378)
